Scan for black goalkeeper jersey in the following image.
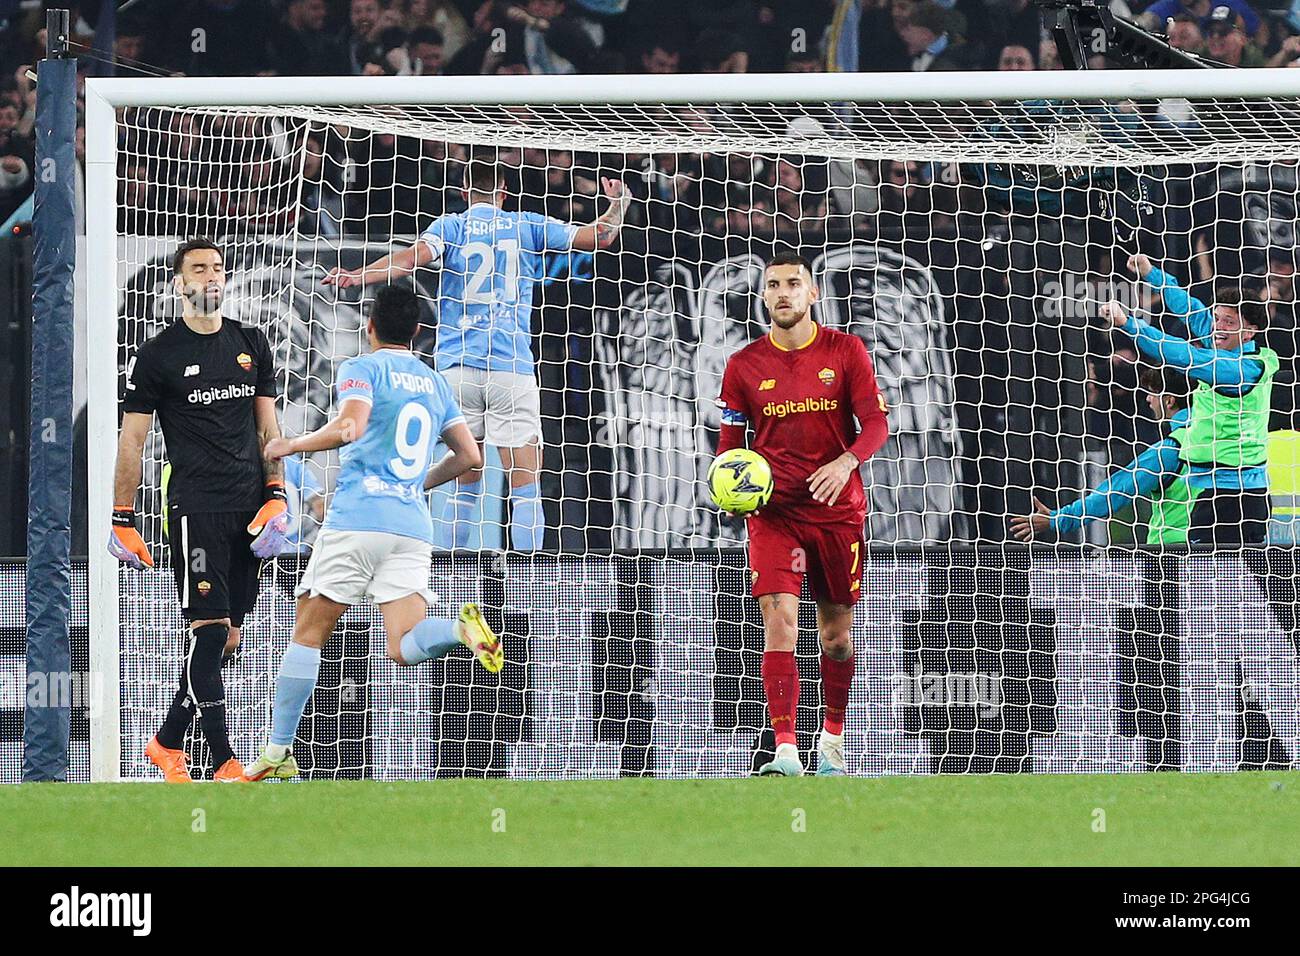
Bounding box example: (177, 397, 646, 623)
(122, 317, 278, 515)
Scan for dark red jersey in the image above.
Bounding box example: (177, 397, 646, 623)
(716, 323, 889, 528)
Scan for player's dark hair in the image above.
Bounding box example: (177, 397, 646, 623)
(464, 156, 504, 195)
(369, 285, 421, 345)
(1140, 366, 1191, 410)
(172, 237, 222, 275)
(1215, 285, 1270, 331)
(766, 249, 813, 274)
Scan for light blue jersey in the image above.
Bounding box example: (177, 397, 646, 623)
(419, 203, 578, 374)
(324, 349, 465, 544)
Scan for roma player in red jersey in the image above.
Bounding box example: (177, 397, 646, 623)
(715, 251, 890, 776)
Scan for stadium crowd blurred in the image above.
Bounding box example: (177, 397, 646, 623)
(4, 0, 1300, 547)
(4, 0, 1300, 231)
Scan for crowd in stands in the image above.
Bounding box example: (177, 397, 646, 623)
(0, 0, 1296, 347)
(3, 0, 1300, 546)
(7, 0, 1300, 81)
(1, 0, 1299, 234)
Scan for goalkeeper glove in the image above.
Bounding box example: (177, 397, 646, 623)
(108, 508, 154, 569)
(248, 481, 290, 558)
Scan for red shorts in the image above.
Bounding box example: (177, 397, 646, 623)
(746, 512, 864, 606)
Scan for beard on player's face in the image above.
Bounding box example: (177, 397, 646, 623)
(179, 279, 224, 315)
(769, 305, 808, 329)
(765, 289, 811, 328)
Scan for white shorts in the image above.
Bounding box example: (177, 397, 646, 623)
(296, 529, 435, 606)
(440, 366, 542, 447)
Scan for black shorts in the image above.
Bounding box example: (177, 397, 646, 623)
(1188, 488, 1271, 546)
(168, 509, 264, 626)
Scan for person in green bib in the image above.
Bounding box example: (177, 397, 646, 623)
(1102, 253, 1275, 545)
(1010, 368, 1199, 545)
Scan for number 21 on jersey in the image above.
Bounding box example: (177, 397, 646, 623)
(462, 239, 520, 306)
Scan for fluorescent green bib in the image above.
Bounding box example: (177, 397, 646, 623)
(1179, 347, 1278, 469)
(1146, 434, 1198, 545)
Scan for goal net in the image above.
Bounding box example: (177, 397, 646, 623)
(81, 72, 1300, 782)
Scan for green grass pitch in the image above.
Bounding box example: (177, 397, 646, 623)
(3, 773, 1298, 866)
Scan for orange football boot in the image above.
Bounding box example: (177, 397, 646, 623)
(214, 758, 248, 783)
(145, 736, 192, 783)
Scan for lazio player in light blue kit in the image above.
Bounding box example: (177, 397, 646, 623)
(325, 156, 631, 551)
(244, 287, 503, 782)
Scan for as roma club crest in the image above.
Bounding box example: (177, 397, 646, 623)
(236, 352, 253, 371)
(196, 580, 212, 596)
(818, 367, 836, 387)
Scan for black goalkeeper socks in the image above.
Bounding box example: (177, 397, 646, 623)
(154, 663, 195, 750)
(186, 622, 235, 767)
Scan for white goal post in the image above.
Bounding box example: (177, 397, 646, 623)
(83, 70, 1300, 783)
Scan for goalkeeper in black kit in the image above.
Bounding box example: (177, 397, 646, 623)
(109, 238, 290, 783)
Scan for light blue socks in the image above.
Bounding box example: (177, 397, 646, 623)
(271, 642, 321, 747)
(437, 478, 482, 549)
(510, 481, 544, 551)
(398, 617, 460, 665)
(437, 478, 544, 550)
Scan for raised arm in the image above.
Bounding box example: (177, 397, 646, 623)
(1128, 254, 1213, 345)
(1102, 301, 1263, 395)
(322, 241, 434, 289)
(570, 176, 633, 252)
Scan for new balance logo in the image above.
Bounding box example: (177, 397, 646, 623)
(759, 379, 776, 391)
(184, 365, 200, 377)
(50, 886, 152, 936)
